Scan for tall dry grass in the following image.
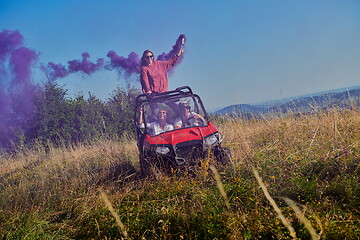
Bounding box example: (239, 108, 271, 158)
(219, 107, 360, 170)
(0, 138, 138, 210)
(0, 106, 359, 239)
(214, 107, 359, 239)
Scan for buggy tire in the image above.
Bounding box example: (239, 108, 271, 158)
(140, 156, 151, 177)
(214, 146, 231, 165)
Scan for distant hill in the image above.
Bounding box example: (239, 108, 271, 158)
(214, 86, 360, 118)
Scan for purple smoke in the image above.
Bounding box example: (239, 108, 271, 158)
(0, 29, 38, 147)
(45, 62, 69, 79)
(10, 47, 38, 85)
(69, 52, 104, 75)
(106, 51, 140, 77)
(0, 30, 23, 61)
(45, 34, 186, 81)
(45, 52, 105, 80)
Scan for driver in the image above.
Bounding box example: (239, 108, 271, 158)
(137, 108, 173, 135)
(174, 101, 205, 128)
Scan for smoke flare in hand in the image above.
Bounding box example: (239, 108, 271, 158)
(157, 34, 186, 61)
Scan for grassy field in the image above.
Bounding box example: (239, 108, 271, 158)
(0, 107, 359, 239)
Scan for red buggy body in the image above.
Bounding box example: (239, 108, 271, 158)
(134, 86, 230, 175)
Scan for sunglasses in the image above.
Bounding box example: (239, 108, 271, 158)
(145, 55, 153, 59)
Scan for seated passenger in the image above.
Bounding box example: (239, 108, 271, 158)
(137, 108, 174, 135)
(174, 102, 205, 128)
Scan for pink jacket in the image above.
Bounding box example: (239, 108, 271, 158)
(140, 55, 179, 94)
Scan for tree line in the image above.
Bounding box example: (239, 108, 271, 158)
(0, 82, 141, 151)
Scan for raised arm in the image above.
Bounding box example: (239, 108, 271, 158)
(176, 36, 185, 57)
(137, 107, 144, 126)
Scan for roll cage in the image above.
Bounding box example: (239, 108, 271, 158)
(134, 86, 209, 137)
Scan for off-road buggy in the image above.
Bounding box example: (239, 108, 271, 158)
(134, 86, 231, 175)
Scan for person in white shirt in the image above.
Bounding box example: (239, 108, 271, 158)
(174, 102, 205, 128)
(137, 108, 173, 136)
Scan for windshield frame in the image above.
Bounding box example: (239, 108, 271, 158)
(136, 94, 209, 136)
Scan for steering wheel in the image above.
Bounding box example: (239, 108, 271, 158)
(188, 115, 204, 125)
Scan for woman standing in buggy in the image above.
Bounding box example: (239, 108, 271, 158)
(140, 35, 185, 97)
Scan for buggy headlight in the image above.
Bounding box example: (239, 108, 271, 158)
(155, 146, 170, 155)
(204, 133, 222, 147)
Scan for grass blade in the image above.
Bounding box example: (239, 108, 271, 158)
(283, 197, 320, 240)
(252, 167, 298, 240)
(100, 190, 129, 239)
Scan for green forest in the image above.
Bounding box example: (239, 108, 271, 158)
(0, 82, 141, 151)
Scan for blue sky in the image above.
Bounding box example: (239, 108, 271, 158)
(1, 0, 359, 111)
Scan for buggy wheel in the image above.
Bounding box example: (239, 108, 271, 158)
(140, 156, 151, 177)
(140, 156, 168, 177)
(214, 146, 231, 165)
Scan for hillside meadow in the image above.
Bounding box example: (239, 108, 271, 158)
(0, 106, 359, 239)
